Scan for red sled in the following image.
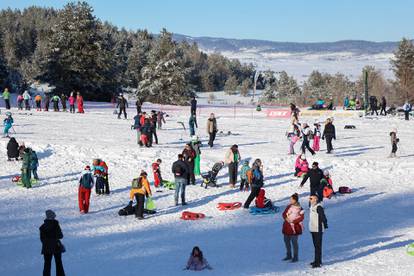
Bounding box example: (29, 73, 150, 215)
(217, 202, 242, 211)
(12, 176, 21, 183)
(338, 186, 352, 194)
(180, 211, 205, 220)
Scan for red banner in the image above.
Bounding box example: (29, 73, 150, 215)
(266, 109, 291, 118)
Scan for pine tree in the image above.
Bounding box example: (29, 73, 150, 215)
(391, 38, 414, 102)
(0, 31, 8, 88)
(224, 75, 238, 95)
(260, 70, 278, 102)
(240, 79, 251, 96)
(277, 71, 300, 99)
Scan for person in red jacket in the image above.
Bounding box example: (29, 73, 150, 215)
(282, 193, 304, 262)
(152, 159, 162, 190)
(255, 188, 273, 209)
(76, 92, 84, 113)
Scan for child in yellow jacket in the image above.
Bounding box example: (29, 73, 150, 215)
(130, 171, 152, 219)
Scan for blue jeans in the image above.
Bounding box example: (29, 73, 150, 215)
(174, 177, 187, 204)
(32, 168, 39, 180)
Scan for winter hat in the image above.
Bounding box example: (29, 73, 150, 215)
(300, 155, 306, 160)
(140, 171, 148, 177)
(323, 170, 330, 176)
(291, 193, 299, 202)
(244, 160, 249, 165)
(45, 210, 56, 220)
(312, 162, 319, 167)
(85, 165, 91, 170)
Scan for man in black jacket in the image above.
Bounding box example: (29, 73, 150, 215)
(171, 154, 189, 205)
(380, 96, 387, 116)
(117, 94, 128, 119)
(300, 162, 324, 202)
(322, 118, 336, 154)
(190, 96, 197, 116)
(40, 210, 65, 276)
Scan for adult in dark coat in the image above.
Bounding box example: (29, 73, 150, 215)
(117, 94, 128, 119)
(172, 154, 189, 205)
(300, 162, 324, 202)
(182, 143, 196, 185)
(206, 113, 217, 147)
(151, 111, 158, 144)
(60, 94, 67, 112)
(322, 118, 336, 154)
(135, 99, 142, 114)
(39, 210, 65, 276)
(190, 96, 197, 116)
(243, 159, 264, 208)
(44, 94, 50, 112)
(7, 137, 19, 161)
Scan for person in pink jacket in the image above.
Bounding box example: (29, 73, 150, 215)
(312, 123, 321, 151)
(69, 92, 76, 113)
(294, 154, 309, 177)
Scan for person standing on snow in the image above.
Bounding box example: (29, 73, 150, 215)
(309, 195, 328, 268)
(380, 96, 387, 115)
(135, 98, 142, 114)
(7, 137, 19, 161)
(92, 159, 109, 195)
(61, 94, 67, 112)
(282, 193, 304, 263)
(76, 92, 84, 113)
(78, 166, 94, 214)
(312, 123, 321, 152)
(130, 171, 152, 220)
(300, 162, 324, 202)
(68, 92, 76, 113)
(239, 160, 251, 191)
(17, 94, 24, 110)
(157, 111, 166, 129)
(150, 110, 158, 144)
(322, 118, 336, 154)
(3, 113, 14, 138)
(182, 143, 196, 185)
(243, 159, 264, 208)
(152, 159, 163, 190)
(2, 88, 11, 109)
(22, 90, 31, 110)
(52, 95, 60, 112)
(190, 96, 197, 116)
(403, 101, 412, 120)
(117, 94, 128, 119)
(21, 148, 32, 188)
(207, 113, 217, 147)
(191, 136, 202, 177)
(301, 123, 315, 155)
(44, 93, 50, 112)
(225, 144, 241, 188)
(30, 149, 39, 181)
(172, 154, 189, 206)
(189, 114, 197, 136)
(389, 128, 399, 158)
(35, 94, 42, 111)
(39, 210, 65, 276)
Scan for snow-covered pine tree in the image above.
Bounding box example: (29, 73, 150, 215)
(391, 38, 414, 102)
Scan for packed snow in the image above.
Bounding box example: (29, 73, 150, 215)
(1, 102, 413, 276)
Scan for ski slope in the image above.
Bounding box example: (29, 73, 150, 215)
(0, 102, 413, 276)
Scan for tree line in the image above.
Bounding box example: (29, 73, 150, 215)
(0, 2, 254, 103)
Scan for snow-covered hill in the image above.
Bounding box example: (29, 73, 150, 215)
(0, 103, 413, 275)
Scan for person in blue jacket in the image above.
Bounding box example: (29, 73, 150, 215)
(3, 113, 14, 138)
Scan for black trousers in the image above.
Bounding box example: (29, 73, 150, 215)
(24, 99, 30, 110)
(228, 162, 238, 185)
(392, 143, 397, 154)
(118, 107, 127, 119)
(208, 132, 216, 147)
(136, 106, 142, 114)
(36, 101, 41, 109)
(244, 186, 260, 208)
(70, 105, 75, 113)
(186, 161, 195, 185)
(134, 193, 145, 218)
(152, 128, 158, 144)
(311, 232, 323, 265)
(325, 136, 333, 153)
(104, 175, 110, 194)
(284, 235, 298, 259)
(43, 253, 65, 276)
(380, 106, 386, 115)
(45, 102, 49, 111)
(371, 109, 378, 115)
(301, 139, 315, 155)
(405, 111, 410, 120)
(240, 179, 249, 190)
(5, 99, 10, 109)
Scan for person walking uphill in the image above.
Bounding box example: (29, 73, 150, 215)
(282, 193, 304, 263)
(309, 195, 328, 268)
(2, 88, 11, 109)
(130, 171, 152, 219)
(322, 118, 336, 154)
(39, 210, 65, 276)
(207, 113, 217, 147)
(78, 166, 94, 214)
(300, 162, 324, 202)
(172, 154, 189, 206)
(225, 144, 241, 188)
(117, 94, 128, 119)
(182, 143, 196, 185)
(244, 159, 264, 208)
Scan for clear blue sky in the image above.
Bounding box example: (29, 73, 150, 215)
(1, 0, 413, 42)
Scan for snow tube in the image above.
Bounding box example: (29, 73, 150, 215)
(162, 180, 175, 190)
(338, 186, 352, 194)
(217, 202, 242, 211)
(180, 211, 205, 220)
(249, 206, 280, 215)
(11, 176, 21, 183)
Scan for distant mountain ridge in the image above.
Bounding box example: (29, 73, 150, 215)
(173, 34, 404, 54)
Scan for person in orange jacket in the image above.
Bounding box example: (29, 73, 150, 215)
(76, 92, 84, 113)
(34, 95, 42, 111)
(129, 171, 152, 219)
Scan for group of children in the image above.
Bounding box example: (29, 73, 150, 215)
(286, 121, 322, 155)
(132, 110, 166, 147)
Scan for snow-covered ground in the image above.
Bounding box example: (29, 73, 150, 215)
(206, 49, 394, 82)
(1, 102, 413, 276)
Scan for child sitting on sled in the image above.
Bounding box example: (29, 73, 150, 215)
(255, 188, 273, 209)
(294, 154, 309, 177)
(321, 170, 335, 199)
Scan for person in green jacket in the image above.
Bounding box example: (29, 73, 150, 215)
(2, 88, 11, 110)
(191, 136, 201, 176)
(21, 148, 32, 188)
(51, 95, 60, 111)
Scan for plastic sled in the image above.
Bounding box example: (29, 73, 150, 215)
(217, 202, 242, 211)
(162, 180, 175, 190)
(11, 176, 21, 183)
(180, 211, 205, 220)
(249, 206, 280, 215)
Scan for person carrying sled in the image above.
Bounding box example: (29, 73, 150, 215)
(309, 195, 328, 268)
(117, 94, 128, 119)
(7, 137, 19, 161)
(312, 123, 321, 152)
(182, 143, 196, 185)
(30, 149, 39, 181)
(130, 171, 152, 219)
(2, 87, 11, 109)
(185, 246, 212, 271)
(35, 94, 42, 111)
(172, 154, 189, 206)
(389, 128, 399, 158)
(243, 159, 264, 208)
(207, 113, 217, 147)
(76, 92, 84, 113)
(294, 154, 309, 177)
(225, 144, 241, 188)
(152, 159, 163, 190)
(3, 113, 14, 138)
(322, 118, 336, 154)
(92, 159, 109, 195)
(68, 92, 75, 113)
(239, 160, 250, 191)
(21, 148, 32, 188)
(78, 166, 94, 214)
(300, 162, 324, 203)
(282, 193, 304, 263)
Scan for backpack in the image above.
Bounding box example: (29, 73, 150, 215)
(338, 186, 352, 194)
(131, 177, 143, 189)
